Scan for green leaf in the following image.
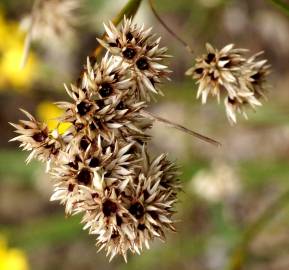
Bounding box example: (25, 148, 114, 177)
(268, 0, 289, 17)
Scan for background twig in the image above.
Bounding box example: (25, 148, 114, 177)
(141, 110, 221, 147)
(20, 0, 40, 69)
(148, 0, 193, 54)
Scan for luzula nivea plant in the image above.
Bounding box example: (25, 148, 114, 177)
(11, 0, 270, 262)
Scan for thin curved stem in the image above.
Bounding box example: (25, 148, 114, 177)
(141, 110, 221, 147)
(227, 187, 289, 270)
(92, 0, 143, 58)
(267, 0, 289, 17)
(20, 0, 41, 69)
(148, 0, 193, 54)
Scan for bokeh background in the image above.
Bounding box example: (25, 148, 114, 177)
(1, 0, 289, 269)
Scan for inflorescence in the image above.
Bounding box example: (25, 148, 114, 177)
(186, 43, 270, 124)
(11, 15, 271, 261)
(11, 17, 180, 261)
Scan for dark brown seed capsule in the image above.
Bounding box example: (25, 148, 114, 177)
(68, 183, 75, 192)
(129, 202, 145, 219)
(77, 168, 92, 186)
(32, 132, 46, 142)
(122, 48, 136, 60)
(77, 101, 92, 116)
(99, 83, 113, 97)
(80, 137, 90, 151)
(89, 157, 100, 168)
(137, 223, 146, 230)
(206, 53, 215, 64)
(102, 199, 117, 217)
(136, 57, 149, 70)
(194, 68, 204, 75)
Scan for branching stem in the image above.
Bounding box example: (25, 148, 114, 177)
(141, 110, 221, 147)
(148, 0, 193, 54)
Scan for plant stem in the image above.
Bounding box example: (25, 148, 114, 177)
(141, 110, 221, 147)
(92, 0, 143, 57)
(268, 0, 289, 17)
(148, 0, 193, 54)
(20, 0, 41, 69)
(227, 187, 289, 270)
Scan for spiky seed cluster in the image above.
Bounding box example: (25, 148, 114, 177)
(186, 43, 270, 124)
(9, 109, 63, 165)
(21, 0, 80, 42)
(98, 17, 171, 101)
(11, 17, 180, 261)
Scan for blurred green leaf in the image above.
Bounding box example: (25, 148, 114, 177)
(269, 0, 289, 17)
(1, 214, 85, 250)
(0, 150, 39, 186)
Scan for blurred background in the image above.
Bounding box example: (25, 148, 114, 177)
(0, 0, 289, 269)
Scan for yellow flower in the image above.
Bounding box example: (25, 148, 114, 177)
(37, 101, 71, 134)
(0, 236, 29, 270)
(0, 11, 38, 90)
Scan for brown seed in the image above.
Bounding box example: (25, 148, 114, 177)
(116, 215, 123, 226)
(194, 68, 204, 75)
(99, 83, 113, 97)
(206, 53, 215, 64)
(116, 101, 126, 110)
(95, 99, 105, 109)
(68, 183, 75, 192)
(89, 157, 100, 168)
(68, 161, 79, 170)
(80, 137, 90, 151)
(129, 202, 145, 219)
(77, 101, 92, 116)
(32, 132, 46, 142)
(77, 168, 92, 186)
(137, 223, 146, 230)
(136, 57, 149, 70)
(111, 231, 119, 239)
(102, 199, 118, 217)
(126, 32, 134, 41)
(122, 48, 136, 59)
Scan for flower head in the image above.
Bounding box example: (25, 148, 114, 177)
(21, 0, 80, 43)
(186, 43, 246, 103)
(186, 43, 270, 124)
(98, 17, 171, 101)
(10, 109, 63, 163)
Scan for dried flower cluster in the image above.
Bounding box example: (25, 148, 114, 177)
(21, 0, 80, 42)
(186, 43, 270, 124)
(11, 17, 180, 261)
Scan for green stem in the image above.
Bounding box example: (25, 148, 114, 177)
(92, 0, 143, 57)
(268, 0, 289, 17)
(227, 188, 289, 270)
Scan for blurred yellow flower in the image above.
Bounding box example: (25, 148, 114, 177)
(0, 236, 29, 270)
(0, 11, 38, 90)
(37, 101, 71, 134)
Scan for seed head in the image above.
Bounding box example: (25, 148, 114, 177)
(186, 43, 270, 124)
